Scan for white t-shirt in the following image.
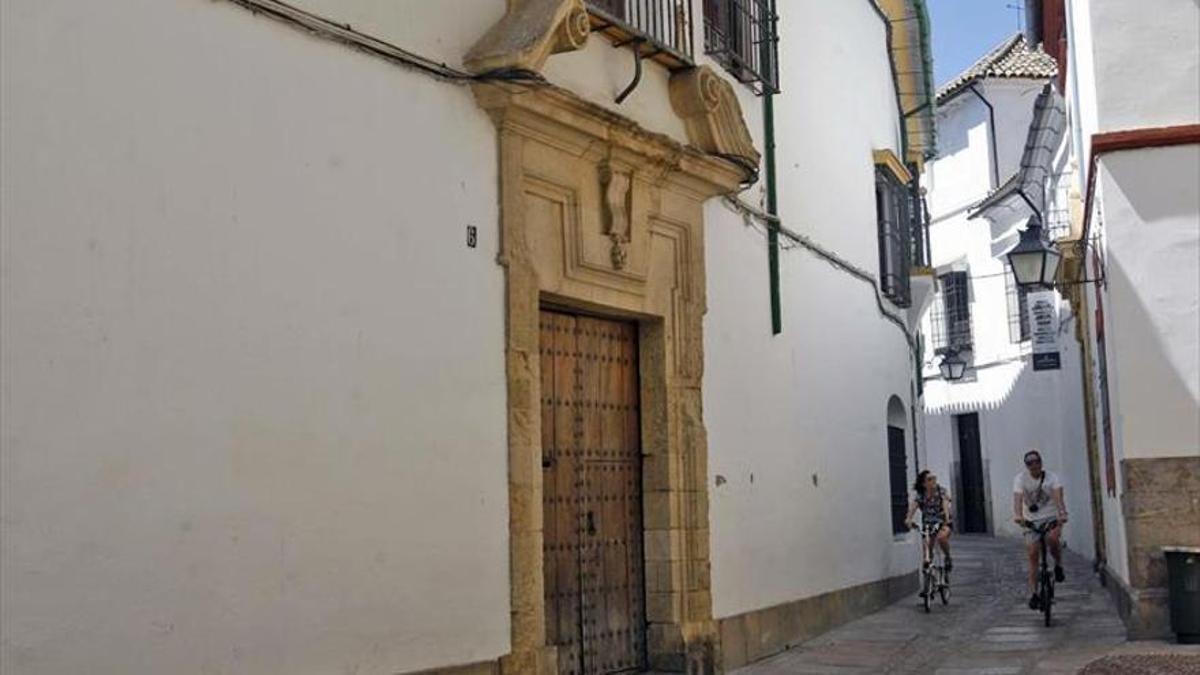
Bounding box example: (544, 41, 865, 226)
(1013, 470, 1062, 522)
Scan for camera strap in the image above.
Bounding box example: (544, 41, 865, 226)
(1032, 473, 1045, 506)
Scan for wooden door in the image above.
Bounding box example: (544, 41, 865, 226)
(541, 310, 646, 675)
(956, 413, 988, 533)
(887, 426, 908, 534)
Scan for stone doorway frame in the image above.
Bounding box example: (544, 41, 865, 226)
(465, 5, 758, 670)
(471, 79, 744, 673)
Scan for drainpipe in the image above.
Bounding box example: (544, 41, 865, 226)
(966, 83, 1001, 189)
(764, 0, 781, 335)
(1068, 282, 1108, 576)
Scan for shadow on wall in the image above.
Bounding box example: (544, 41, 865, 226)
(1112, 148, 1200, 224)
(935, 97, 986, 159)
(1103, 148, 1200, 454)
(1104, 256, 1200, 453)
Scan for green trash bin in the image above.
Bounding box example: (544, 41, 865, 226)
(1164, 546, 1200, 644)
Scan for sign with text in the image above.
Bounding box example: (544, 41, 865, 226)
(1028, 290, 1061, 371)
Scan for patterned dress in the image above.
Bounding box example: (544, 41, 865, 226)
(918, 486, 949, 525)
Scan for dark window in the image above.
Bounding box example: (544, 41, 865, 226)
(876, 168, 914, 307)
(930, 271, 972, 352)
(888, 426, 908, 535)
(1005, 267, 1031, 343)
(703, 0, 779, 93)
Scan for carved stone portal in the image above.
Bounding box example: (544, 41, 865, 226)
(472, 79, 742, 674)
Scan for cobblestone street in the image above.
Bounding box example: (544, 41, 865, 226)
(730, 536, 1200, 674)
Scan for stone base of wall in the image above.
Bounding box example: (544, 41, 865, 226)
(716, 571, 919, 671)
(1118, 456, 1200, 640)
(1102, 561, 1172, 640)
(404, 658, 501, 675)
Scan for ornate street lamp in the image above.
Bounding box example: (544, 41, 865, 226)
(939, 350, 967, 381)
(1006, 217, 1061, 289)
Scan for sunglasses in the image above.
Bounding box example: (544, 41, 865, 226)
(1025, 458, 1042, 466)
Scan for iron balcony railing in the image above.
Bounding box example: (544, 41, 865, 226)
(703, 0, 779, 94)
(587, 0, 695, 69)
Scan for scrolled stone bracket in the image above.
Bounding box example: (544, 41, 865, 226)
(669, 66, 761, 184)
(464, 0, 590, 75)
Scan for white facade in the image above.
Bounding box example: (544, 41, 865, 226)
(919, 66, 1093, 557)
(1061, 0, 1200, 598)
(1, 0, 932, 672)
(1, 2, 511, 672)
(706, 0, 921, 619)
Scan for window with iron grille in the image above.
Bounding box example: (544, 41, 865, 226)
(1005, 267, 1031, 343)
(587, 0, 695, 66)
(876, 168, 913, 307)
(1044, 175, 1072, 241)
(702, 0, 779, 93)
(929, 271, 972, 352)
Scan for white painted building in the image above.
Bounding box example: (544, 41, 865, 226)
(1, 1, 936, 673)
(1023, 0, 1200, 639)
(918, 35, 1093, 560)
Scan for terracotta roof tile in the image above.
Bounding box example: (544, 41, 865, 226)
(937, 34, 1058, 102)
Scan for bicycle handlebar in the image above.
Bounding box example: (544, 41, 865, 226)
(1021, 519, 1060, 533)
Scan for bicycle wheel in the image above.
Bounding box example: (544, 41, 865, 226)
(939, 568, 950, 605)
(922, 571, 931, 613)
(1041, 572, 1053, 627)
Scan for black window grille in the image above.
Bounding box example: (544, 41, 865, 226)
(702, 0, 779, 93)
(909, 177, 931, 269)
(587, 0, 695, 67)
(1005, 267, 1031, 343)
(930, 271, 972, 352)
(876, 168, 913, 308)
(1044, 174, 1072, 241)
(888, 425, 908, 535)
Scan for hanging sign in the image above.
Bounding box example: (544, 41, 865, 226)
(1028, 290, 1061, 371)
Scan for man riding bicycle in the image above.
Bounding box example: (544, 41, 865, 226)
(1012, 449, 1068, 610)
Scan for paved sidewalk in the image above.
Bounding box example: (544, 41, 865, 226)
(729, 535, 1200, 674)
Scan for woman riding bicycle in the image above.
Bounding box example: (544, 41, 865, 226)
(905, 470, 953, 571)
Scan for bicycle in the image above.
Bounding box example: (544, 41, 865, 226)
(1023, 519, 1060, 627)
(914, 520, 950, 613)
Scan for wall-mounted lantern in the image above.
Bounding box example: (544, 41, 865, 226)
(939, 350, 968, 381)
(1007, 217, 1061, 289)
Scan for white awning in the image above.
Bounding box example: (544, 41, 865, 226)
(924, 358, 1028, 415)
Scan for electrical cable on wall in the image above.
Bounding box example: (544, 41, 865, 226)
(226, 0, 548, 85)
(720, 194, 920, 359)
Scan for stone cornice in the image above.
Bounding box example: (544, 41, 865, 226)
(874, 149, 913, 183)
(465, 4, 759, 186)
(472, 81, 746, 198)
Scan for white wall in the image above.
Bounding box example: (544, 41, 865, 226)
(1087, 0, 1200, 133)
(1098, 145, 1200, 459)
(0, 1, 509, 673)
(926, 94, 993, 218)
(705, 0, 919, 619)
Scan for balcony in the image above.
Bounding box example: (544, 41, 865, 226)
(587, 0, 695, 70)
